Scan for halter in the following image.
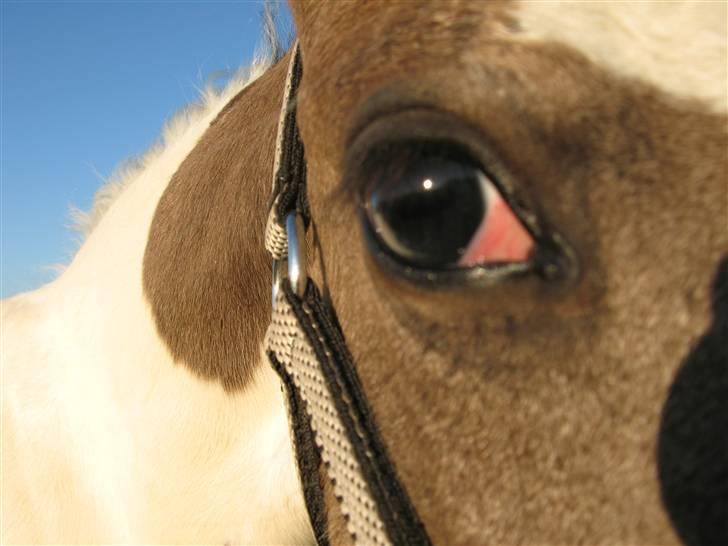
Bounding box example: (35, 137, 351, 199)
(263, 44, 432, 546)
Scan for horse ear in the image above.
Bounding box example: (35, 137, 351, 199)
(142, 56, 290, 392)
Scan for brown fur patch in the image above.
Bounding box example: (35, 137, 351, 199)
(290, 0, 727, 544)
(143, 54, 290, 391)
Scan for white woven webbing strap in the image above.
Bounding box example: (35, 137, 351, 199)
(265, 43, 300, 260)
(266, 292, 392, 546)
(265, 201, 288, 260)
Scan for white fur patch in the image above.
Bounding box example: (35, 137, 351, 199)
(513, 0, 727, 112)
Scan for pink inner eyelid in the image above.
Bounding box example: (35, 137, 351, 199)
(458, 181, 535, 267)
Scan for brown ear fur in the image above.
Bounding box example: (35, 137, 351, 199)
(143, 54, 290, 391)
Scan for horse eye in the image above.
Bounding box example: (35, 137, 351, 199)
(362, 142, 534, 270)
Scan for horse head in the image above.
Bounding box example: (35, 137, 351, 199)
(285, 2, 727, 543)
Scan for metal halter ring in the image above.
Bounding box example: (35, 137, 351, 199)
(272, 210, 307, 307)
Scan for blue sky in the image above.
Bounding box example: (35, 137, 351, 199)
(1, 1, 288, 298)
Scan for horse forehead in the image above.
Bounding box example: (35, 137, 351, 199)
(296, 2, 727, 169)
(508, 1, 727, 112)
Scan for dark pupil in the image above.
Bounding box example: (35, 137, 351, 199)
(367, 157, 485, 268)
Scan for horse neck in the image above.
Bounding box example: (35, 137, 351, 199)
(3, 55, 312, 543)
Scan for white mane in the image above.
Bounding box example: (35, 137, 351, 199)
(69, 0, 289, 240)
(69, 57, 275, 240)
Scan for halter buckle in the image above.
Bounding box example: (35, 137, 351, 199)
(272, 210, 307, 307)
